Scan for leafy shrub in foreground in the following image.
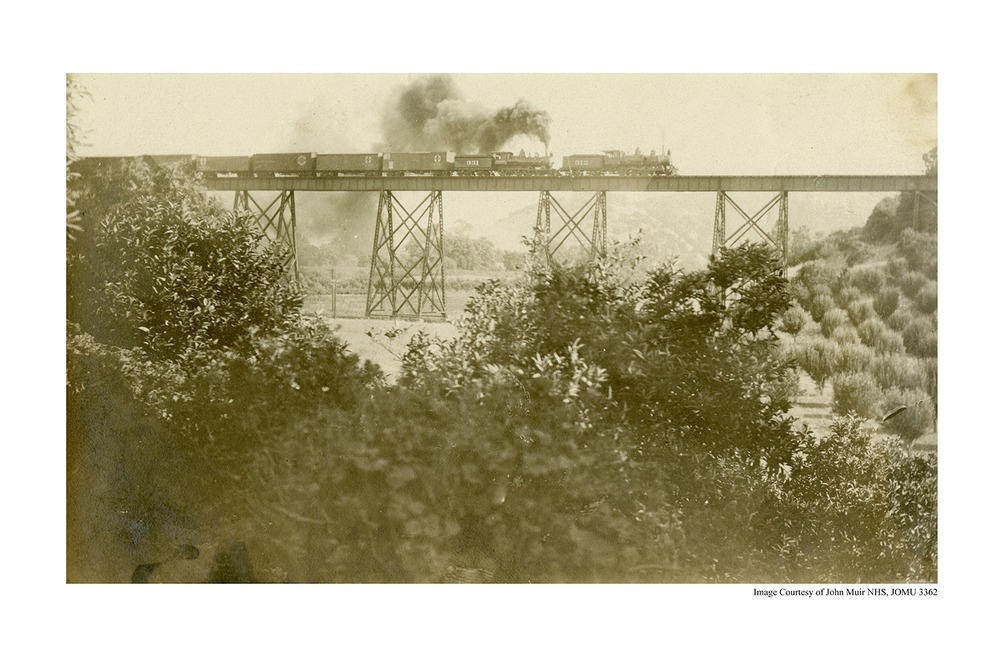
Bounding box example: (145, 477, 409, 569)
(66, 319, 385, 581)
(234, 380, 646, 583)
(404, 241, 803, 471)
(68, 161, 301, 359)
(758, 416, 937, 582)
(67, 331, 179, 582)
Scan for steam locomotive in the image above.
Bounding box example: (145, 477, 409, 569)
(195, 148, 675, 178)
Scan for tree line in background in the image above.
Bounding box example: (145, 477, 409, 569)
(295, 233, 528, 297)
(66, 77, 936, 584)
(299, 233, 526, 273)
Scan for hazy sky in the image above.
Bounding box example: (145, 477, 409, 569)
(75, 73, 936, 175)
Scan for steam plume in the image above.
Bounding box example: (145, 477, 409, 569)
(381, 75, 551, 153)
(290, 74, 553, 255)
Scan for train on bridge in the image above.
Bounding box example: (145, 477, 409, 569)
(194, 149, 676, 179)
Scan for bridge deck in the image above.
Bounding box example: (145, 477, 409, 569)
(200, 174, 936, 193)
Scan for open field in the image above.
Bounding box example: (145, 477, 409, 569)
(315, 313, 461, 379)
(303, 293, 473, 379)
(302, 292, 479, 320)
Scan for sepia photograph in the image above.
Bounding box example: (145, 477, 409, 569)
(66, 72, 938, 586)
(22, 3, 993, 652)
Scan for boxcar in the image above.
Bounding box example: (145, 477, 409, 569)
(251, 153, 316, 175)
(196, 156, 252, 175)
(315, 153, 383, 175)
(383, 152, 455, 173)
(145, 154, 195, 168)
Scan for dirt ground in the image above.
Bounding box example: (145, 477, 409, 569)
(788, 371, 937, 452)
(322, 316, 461, 380)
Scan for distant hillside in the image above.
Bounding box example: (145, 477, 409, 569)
(469, 194, 711, 270)
(448, 190, 888, 271)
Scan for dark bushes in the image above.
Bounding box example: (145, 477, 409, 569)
(68, 159, 301, 359)
(759, 417, 937, 582)
(67, 161, 937, 582)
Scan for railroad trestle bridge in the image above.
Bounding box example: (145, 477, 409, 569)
(80, 158, 938, 320)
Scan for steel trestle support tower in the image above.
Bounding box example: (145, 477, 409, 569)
(713, 191, 789, 275)
(121, 158, 935, 320)
(366, 191, 446, 319)
(536, 191, 608, 263)
(233, 190, 299, 284)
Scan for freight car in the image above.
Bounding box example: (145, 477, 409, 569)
(192, 147, 674, 179)
(315, 153, 383, 175)
(252, 152, 315, 176)
(196, 156, 253, 177)
(383, 151, 454, 175)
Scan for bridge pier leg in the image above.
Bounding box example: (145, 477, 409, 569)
(366, 191, 446, 319)
(233, 190, 299, 285)
(712, 191, 788, 276)
(910, 189, 937, 233)
(535, 191, 607, 263)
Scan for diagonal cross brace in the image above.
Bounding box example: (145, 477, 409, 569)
(233, 190, 299, 284)
(536, 191, 607, 262)
(366, 191, 446, 318)
(713, 191, 788, 273)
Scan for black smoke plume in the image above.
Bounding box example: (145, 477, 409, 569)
(290, 75, 552, 257)
(380, 75, 551, 153)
